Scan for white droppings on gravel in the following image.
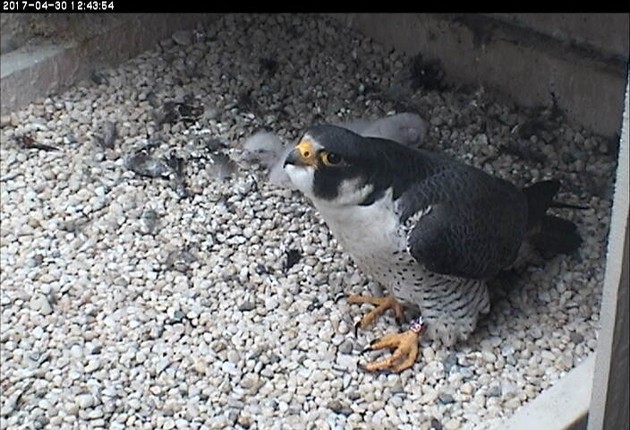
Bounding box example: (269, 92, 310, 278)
(0, 13, 617, 430)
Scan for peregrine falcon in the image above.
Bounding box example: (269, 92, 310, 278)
(243, 113, 426, 188)
(283, 124, 582, 372)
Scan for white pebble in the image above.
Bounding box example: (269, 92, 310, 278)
(70, 344, 83, 358)
(30, 294, 53, 315)
(76, 394, 94, 409)
(460, 383, 474, 395)
(444, 419, 461, 430)
(482, 351, 497, 363)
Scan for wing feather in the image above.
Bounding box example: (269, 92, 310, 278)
(398, 166, 527, 280)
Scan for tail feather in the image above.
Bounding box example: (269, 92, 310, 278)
(522, 180, 583, 258)
(549, 202, 589, 210)
(522, 180, 561, 229)
(529, 215, 583, 259)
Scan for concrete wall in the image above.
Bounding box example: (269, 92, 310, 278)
(331, 13, 629, 138)
(488, 13, 629, 58)
(0, 13, 220, 116)
(1, 13, 36, 54)
(588, 79, 629, 430)
(1, 13, 122, 55)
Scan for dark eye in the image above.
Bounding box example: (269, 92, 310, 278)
(321, 151, 343, 166)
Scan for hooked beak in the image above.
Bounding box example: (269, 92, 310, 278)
(284, 139, 318, 168)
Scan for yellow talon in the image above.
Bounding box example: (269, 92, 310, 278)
(360, 318, 426, 373)
(347, 295, 405, 334)
(361, 330, 420, 373)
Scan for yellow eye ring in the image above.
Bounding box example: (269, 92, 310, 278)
(321, 151, 343, 166)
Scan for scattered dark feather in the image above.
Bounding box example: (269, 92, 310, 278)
(409, 53, 446, 91)
(499, 140, 547, 164)
(125, 151, 171, 178)
(90, 71, 109, 85)
(94, 121, 117, 149)
(284, 249, 302, 272)
(17, 134, 58, 151)
(259, 57, 279, 77)
(165, 248, 198, 273)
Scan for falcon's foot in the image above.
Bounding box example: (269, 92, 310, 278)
(347, 295, 405, 335)
(360, 318, 426, 373)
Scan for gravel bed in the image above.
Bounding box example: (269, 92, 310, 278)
(0, 13, 618, 430)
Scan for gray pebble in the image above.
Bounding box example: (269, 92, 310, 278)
(327, 400, 353, 416)
(238, 300, 256, 311)
(459, 367, 474, 378)
(338, 339, 354, 354)
(530, 326, 543, 340)
(203, 107, 220, 121)
(438, 393, 455, 404)
(430, 417, 443, 430)
(487, 385, 502, 398)
(570, 332, 585, 344)
(443, 352, 458, 373)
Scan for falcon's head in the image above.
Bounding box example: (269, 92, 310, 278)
(283, 124, 431, 207)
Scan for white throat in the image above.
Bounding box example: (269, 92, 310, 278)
(314, 188, 404, 254)
(284, 164, 316, 199)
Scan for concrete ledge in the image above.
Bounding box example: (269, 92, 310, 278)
(0, 13, 220, 116)
(588, 77, 630, 430)
(330, 13, 628, 138)
(500, 354, 595, 430)
(488, 13, 629, 58)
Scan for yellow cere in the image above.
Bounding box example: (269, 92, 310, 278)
(296, 139, 317, 166)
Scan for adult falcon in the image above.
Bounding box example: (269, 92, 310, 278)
(283, 124, 582, 373)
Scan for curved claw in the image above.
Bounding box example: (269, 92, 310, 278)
(360, 336, 399, 355)
(348, 295, 405, 335)
(359, 330, 420, 373)
(334, 293, 346, 303)
(360, 346, 373, 355)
